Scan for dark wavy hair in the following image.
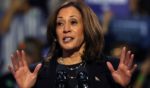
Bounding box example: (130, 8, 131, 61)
(46, 0, 104, 62)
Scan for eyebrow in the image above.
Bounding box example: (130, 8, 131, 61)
(70, 15, 77, 18)
(57, 15, 78, 19)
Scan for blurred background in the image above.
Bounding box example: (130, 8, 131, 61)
(0, 0, 149, 88)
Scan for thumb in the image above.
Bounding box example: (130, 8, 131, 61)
(33, 63, 42, 75)
(106, 61, 115, 73)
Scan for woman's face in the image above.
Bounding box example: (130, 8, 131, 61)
(56, 6, 84, 52)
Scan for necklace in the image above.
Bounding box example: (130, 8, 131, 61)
(66, 62, 85, 71)
(65, 61, 86, 80)
(58, 55, 82, 65)
(58, 57, 85, 70)
(57, 60, 87, 80)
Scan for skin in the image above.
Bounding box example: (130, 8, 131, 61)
(107, 47, 137, 87)
(8, 6, 137, 88)
(56, 6, 84, 65)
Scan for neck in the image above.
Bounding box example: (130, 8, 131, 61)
(58, 44, 85, 65)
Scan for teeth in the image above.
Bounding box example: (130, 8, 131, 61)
(64, 37, 72, 42)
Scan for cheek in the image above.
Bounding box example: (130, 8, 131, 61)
(76, 29, 84, 43)
(79, 34, 84, 44)
(56, 29, 62, 40)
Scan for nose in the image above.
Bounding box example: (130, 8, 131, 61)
(63, 23, 71, 33)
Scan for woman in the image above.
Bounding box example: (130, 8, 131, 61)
(8, 0, 137, 88)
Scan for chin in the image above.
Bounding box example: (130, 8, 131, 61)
(62, 46, 75, 51)
(61, 45, 79, 51)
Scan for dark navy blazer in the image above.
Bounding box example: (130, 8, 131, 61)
(32, 55, 123, 88)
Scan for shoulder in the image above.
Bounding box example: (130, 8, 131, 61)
(29, 59, 57, 77)
(89, 54, 120, 70)
(39, 59, 57, 76)
(86, 54, 120, 79)
(85, 54, 120, 75)
(31, 59, 57, 87)
(86, 55, 123, 88)
(85, 54, 120, 70)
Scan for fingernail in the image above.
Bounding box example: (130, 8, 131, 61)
(39, 63, 42, 65)
(21, 50, 23, 52)
(124, 46, 126, 50)
(131, 54, 134, 57)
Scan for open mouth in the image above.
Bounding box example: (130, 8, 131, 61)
(63, 37, 74, 43)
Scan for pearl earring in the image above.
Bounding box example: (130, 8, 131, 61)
(54, 39, 57, 42)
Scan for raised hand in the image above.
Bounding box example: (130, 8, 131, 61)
(107, 47, 137, 87)
(8, 50, 42, 88)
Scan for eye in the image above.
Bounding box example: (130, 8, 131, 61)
(56, 22, 63, 26)
(71, 20, 77, 25)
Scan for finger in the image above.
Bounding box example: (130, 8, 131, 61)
(131, 64, 137, 73)
(124, 51, 131, 65)
(107, 62, 115, 73)
(16, 50, 23, 67)
(11, 54, 19, 71)
(128, 54, 134, 69)
(11, 54, 15, 66)
(33, 63, 42, 75)
(21, 50, 28, 66)
(120, 47, 126, 64)
(8, 65, 15, 75)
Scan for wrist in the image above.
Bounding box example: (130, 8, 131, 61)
(114, 81, 130, 88)
(19, 86, 32, 88)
